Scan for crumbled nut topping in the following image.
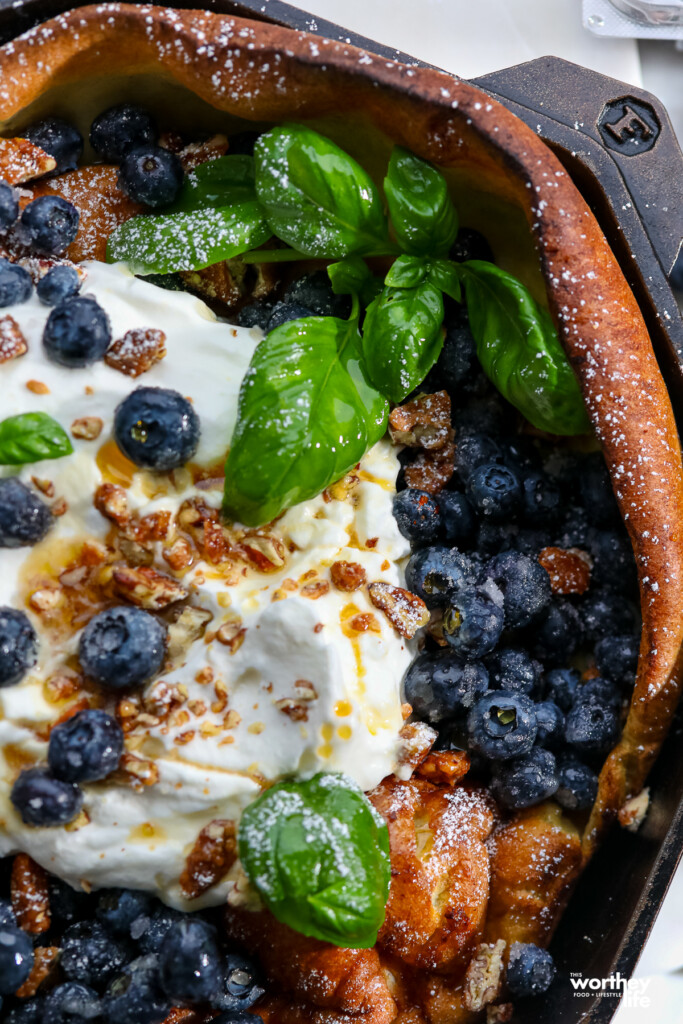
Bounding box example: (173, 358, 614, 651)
(368, 582, 429, 638)
(395, 721, 437, 777)
(11, 853, 50, 934)
(538, 546, 591, 595)
(463, 940, 507, 1012)
(176, 133, 229, 170)
(300, 580, 330, 600)
(239, 533, 286, 572)
(71, 416, 103, 440)
(0, 315, 27, 363)
(487, 1003, 514, 1023)
(105, 327, 167, 378)
(94, 482, 129, 526)
(162, 537, 193, 571)
(274, 698, 309, 722)
(180, 818, 237, 900)
(389, 390, 453, 450)
(403, 440, 456, 493)
(118, 752, 160, 789)
(330, 560, 367, 592)
(113, 564, 188, 610)
(415, 750, 471, 787)
(166, 606, 213, 665)
(618, 788, 650, 832)
(26, 379, 50, 394)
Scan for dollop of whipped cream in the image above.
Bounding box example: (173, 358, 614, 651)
(0, 262, 412, 908)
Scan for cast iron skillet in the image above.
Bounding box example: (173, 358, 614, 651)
(1, 2, 682, 1021)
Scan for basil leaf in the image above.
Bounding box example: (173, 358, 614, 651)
(223, 315, 388, 526)
(255, 124, 390, 259)
(106, 201, 271, 274)
(461, 260, 591, 435)
(172, 155, 257, 211)
(384, 147, 458, 257)
(384, 254, 428, 289)
(328, 257, 381, 306)
(362, 280, 445, 402)
(0, 413, 73, 465)
(427, 258, 462, 302)
(238, 773, 391, 948)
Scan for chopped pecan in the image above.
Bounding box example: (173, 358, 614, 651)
(15, 945, 59, 998)
(618, 788, 650, 832)
(274, 698, 309, 722)
(167, 606, 213, 664)
(113, 564, 188, 610)
(403, 439, 455, 494)
(415, 750, 471, 787)
(119, 752, 159, 788)
(94, 482, 129, 526)
(177, 133, 229, 170)
(180, 819, 238, 900)
(71, 416, 103, 440)
(0, 137, 56, 184)
(26, 379, 49, 395)
(323, 469, 360, 503)
(349, 612, 380, 633)
(45, 672, 81, 703)
(162, 537, 193, 571)
(31, 476, 54, 497)
(0, 315, 28, 363)
(117, 536, 154, 567)
(487, 1004, 514, 1023)
(538, 546, 591, 595)
(29, 588, 62, 614)
(51, 497, 69, 516)
(179, 498, 232, 563)
(463, 940, 506, 1012)
(300, 580, 330, 600)
(215, 614, 246, 652)
(389, 390, 453, 450)
(239, 534, 286, 573)
(368, 582, 429, 638)
(105, 327, 167, 378)
(11, 853, 50, 934)
(396, 721, 437, 777)
(330, 560, 366, 592)
(130, 510, 172, 543)
(294, 680, 317, 701)
(16, 255, 87, 286)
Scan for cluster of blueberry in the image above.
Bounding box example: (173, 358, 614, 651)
(0, 879, 262, 1024)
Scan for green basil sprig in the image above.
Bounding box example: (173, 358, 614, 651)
(460, 261, 591, 435)
(384, 146, 458, 257)
(327, 257, 382, 307)
(362, 280, 444, 403)
(238, 773, 391, 948)
(254, 124, 392, 259)
(0, 413, 73, 465)
(223, 314, 388, 526)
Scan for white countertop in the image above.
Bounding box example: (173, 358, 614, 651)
(286, 1, 682, 1018)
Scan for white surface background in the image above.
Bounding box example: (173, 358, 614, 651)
(285, 1, 682, 1019)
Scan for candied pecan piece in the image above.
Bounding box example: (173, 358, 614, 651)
(463, 940, 507, 1012)
(94, 482, 129, 526)
(167, 606, 213, 664)
(71, 416, 103, 440)
(16, 255, 87, 286)
(215, 613, 246, 652)
(105, 327, 167, 378)
(163, 537, 193, 571)
(538, 546, 591, 595)
(0, 315, 28, 363)
(118, 752, 159, 788)
(368, 582, 429, 638)
(177, 133, 229, 170)
(11, 853, 50, 934)
(396, 721, 436, 774)
(404, 439, 455, 494)
(330, 560, 367, 592)
(113, 565, 188, 610)
(15, 946, 60, 998)
(0, 137, 56, 184)
(389, 390, 453, 450)
(618, 788, 649, 832)
(130, 510, 172, 543)
(274, 698, 309, 722)
(415, 749, 471, 787)
(239, 534, 286, 572)
(180, 819, 238, 900)
(300, 580, 330, 600)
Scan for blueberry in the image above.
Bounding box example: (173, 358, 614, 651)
(43, 295, 111, 367)
(20, 196, 79, 255)
(595, 635, 639, 689)
(577, 452, 619, 526)
(467, 690, 537, 760)
(103, 954, 170, 1024)
(506, 942, 556, 996)
(284, 270, 351, 318)
(118, 146, 183, 208)
(37, 265, 81, 306)
(90, 105, 157, 163)
(428, 304, 477, 393)
(48, 877, 92, 927)
(113, 386, 200, 471)
(522, 471, 562, 526)
(448, 227, 494, 264)
(49, 709, 124, 783)
(486, 647, 541, 696)
(582, 588, 637, 642)
(475, 521, 518, 557)
(212, 1013, 261, 1024)
(500, 436, 540, 476)
(534, 701, 565, 749)
(79, 606, 166, 691)
(453, 394, 508, 437)
(483, 551, 552, 630)
(6, 998, 45, 1024)
(0, 258, 33, 306)
(467, 462, 521, 521)
(0, 899, 16, 927)
(453, 433, 502, 484)
(544, 668, 580, 711)
(405, 545, 474, 609)
(10, 767, 82, 827)
(513, 527, 553, 557)
(565, 698, 620, 755)
(0, 479, 53, 549)
(393, 489, 441, 544)
(266, 301, 314, 332)
(403, 650, 488, 725)
(555, 505, 591, 549)
(43, 982, 101, 1024)
(236, 301, 273, 331)
(23, 118, 83, 174)
(134, 904, 185, 955)
(97, 889, 153, 938)
(0, 608, 38, 687)
(555, 753, 598, 810)
(0, 921, 33, 993)
(533, 598, 582, 663)
(491, 748, 558, 809)
(439, 491, 474, 545)
(587, 529, 636, 593)
(227, 131, 261, 156)
(0, 182, 19, 231)
(576, 676, 621, 709)
(215, 953, 265, 1011)
(159, 918, 221, 1005)
(442, 584, 504, 658)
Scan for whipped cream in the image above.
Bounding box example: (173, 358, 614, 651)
(0, 263, 412, 908)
